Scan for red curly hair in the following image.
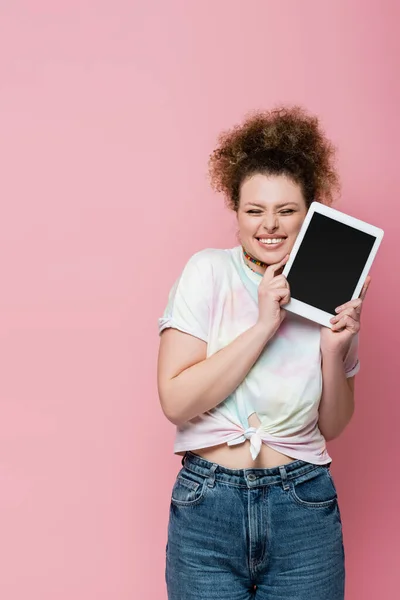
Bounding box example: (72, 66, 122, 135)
(208, 106, 340, 211)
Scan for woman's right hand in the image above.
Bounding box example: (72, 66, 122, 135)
(256, 254, 291, 338)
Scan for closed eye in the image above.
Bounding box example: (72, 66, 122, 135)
(246, 208, 296, 215)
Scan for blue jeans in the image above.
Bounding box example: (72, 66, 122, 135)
(166, 451, 345, 599)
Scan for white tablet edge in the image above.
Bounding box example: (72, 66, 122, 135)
(283, 298, 333, 327)
(282, 202, 384, 328)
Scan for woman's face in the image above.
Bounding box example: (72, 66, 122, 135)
(237, 173, 308, 273)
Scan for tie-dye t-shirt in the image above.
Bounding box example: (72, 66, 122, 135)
(158, 246, 360, 464)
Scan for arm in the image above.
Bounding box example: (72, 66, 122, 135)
(158, 255, 291, 427)
(318, 276, 370, 441)
(318, 353, 355, 441)
(158, 323, 270, 426)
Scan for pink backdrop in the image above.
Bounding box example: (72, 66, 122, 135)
(0, 1, 398, 598)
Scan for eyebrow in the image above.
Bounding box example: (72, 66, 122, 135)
(245, 202, 299, 209)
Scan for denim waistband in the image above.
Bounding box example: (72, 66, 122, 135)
(181, 451, 331, 489)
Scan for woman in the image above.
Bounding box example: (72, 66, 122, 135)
(157, 106, 369, 600)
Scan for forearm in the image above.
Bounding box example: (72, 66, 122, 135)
(318, 352, 355, 441)
(163, 324, 270, 426)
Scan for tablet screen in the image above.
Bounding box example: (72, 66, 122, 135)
(287, 212, 376, 314)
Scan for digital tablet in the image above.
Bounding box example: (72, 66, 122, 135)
(282, 202, 384, 328)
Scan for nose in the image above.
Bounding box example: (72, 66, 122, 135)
(262, 213, 279, 232)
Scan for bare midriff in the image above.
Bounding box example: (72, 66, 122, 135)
(177, 412, 297, 470)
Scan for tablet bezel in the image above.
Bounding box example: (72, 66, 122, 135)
(282, 201, 384, 328)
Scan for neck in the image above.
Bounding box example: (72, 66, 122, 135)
(242, 247, 268, 274)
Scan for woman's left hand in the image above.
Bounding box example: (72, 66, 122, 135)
(320, 276, 371, 357)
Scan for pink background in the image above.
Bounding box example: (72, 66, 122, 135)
(0, 1, 398, 598)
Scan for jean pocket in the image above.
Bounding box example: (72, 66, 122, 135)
(289, 466, 338, 508)
(171, 468, 208, 507)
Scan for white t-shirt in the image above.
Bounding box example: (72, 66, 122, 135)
(158, 246, 359, 464)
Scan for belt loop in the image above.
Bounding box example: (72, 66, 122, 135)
(279, 465, 289, 491)
(207, 463, 218, 488)
(181, 452, 187, 467)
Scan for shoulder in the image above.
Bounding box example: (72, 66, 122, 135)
(183, 247, 235, 277)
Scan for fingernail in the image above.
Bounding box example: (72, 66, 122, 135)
(335, 307, 341, 313)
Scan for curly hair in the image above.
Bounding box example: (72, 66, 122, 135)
(208, 106, 340, 211)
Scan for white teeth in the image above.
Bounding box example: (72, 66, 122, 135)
(259, 238, 284, 245)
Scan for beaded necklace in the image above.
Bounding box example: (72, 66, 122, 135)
(242, 247, 267, 275)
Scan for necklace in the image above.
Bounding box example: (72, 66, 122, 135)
(246, 262, 263, 276)
(242, 247, 268, 272)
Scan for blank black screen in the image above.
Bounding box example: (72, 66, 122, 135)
(287, 213, 376, 314)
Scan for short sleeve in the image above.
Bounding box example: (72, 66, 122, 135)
(343, 333, 360, 378)
(158, 250, 213, 342)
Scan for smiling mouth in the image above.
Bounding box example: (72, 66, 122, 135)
(257, 237, 286, 246)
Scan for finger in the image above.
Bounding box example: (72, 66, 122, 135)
(275, 288, 291, 306)
(264, 254, 290, 278)
(359, 276, 371, 302)
(335, 298, 362, 314)
(268, 274, 289, 289)
(331, 314, 359, 333)
(331, 307, 359, 324)
(335, 277, 372, 313)
(270, 287, 291, 304)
